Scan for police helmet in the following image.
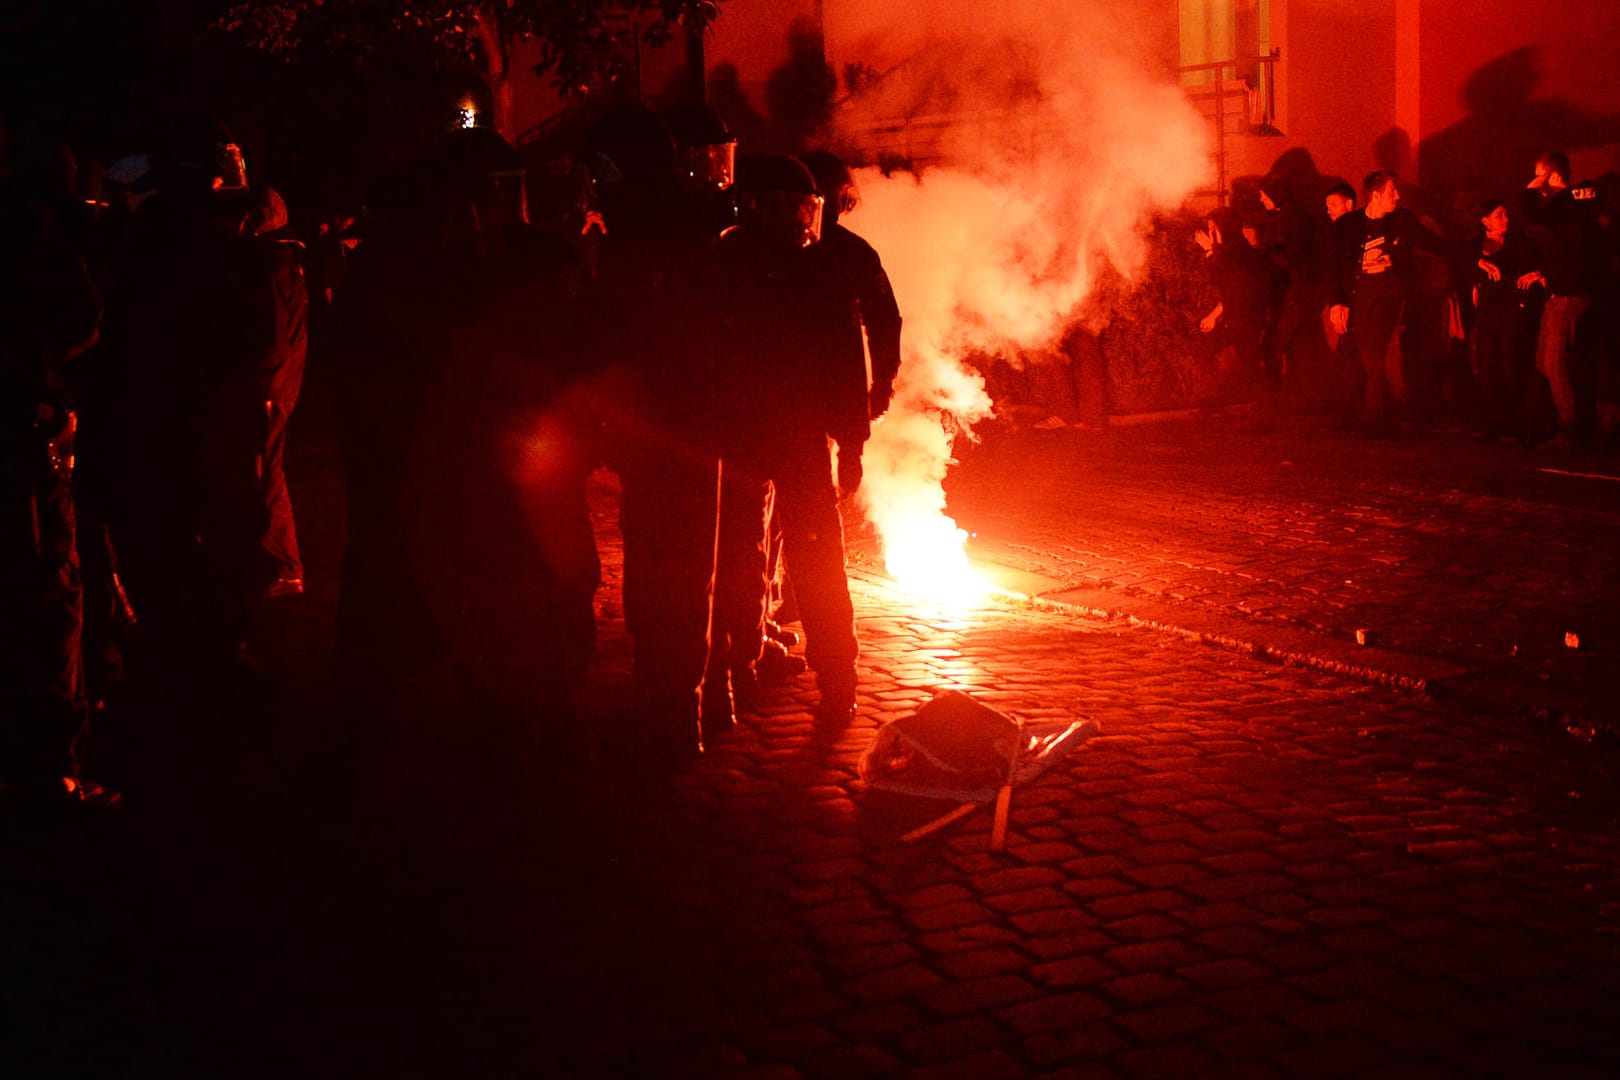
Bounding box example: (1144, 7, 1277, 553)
(800, 150, 858, 221)
(662, 103, 736, 194)
(735, 154, 823, 248)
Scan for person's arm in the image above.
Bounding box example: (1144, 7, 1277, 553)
(1513, 227, 1547, 291)
(859, 260, 902, 419)
(240, 246, 286, 397)
(12, 210, 102, 369)
(1403, 209, 1456, 259)
(1326, 215, 1353, 333)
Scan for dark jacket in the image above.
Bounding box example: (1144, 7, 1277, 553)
(1470, 231, 1538, 329)
(1329, 207, 1450, 307)
(99, 178, 264, 468)
(1202, 209, 1272, 329)
(245, 229, 309, 409)
(819, 222, 902, 408)
(1, 180, 101, 426)
(1521, 186, 1602, 297)
(711, 226, 867, 457)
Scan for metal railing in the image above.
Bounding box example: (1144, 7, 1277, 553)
(1179, 48, 1281, 205)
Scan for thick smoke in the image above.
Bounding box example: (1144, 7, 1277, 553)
(828, 2, 1209, 594)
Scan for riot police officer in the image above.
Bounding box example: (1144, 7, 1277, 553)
(800, 150, 902, 421)
(709, 155, 867, 733)
(96, 120, 266, 687)
(582, 104, 729, 765)
(336, 125, 597, 726)
(0, 127, 108, 805)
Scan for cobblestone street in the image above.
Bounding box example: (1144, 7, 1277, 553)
(7, 413, 1620, 1077)
(942, 422, 1620, 729)
(569, 505, 1620, 1077)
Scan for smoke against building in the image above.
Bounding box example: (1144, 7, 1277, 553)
(811, 1, 1212, 595)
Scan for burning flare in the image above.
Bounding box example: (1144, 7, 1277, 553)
(837, 2, 1210, 601)
(863, 388, 992, 604)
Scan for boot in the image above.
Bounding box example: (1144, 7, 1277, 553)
(699, 669, 737, 741)
(755, 638, 808, 686)
(813, 670, 858, 739)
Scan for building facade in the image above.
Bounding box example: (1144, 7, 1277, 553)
(699, 0, 1620, 208)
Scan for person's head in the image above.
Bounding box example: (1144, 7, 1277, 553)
(1205, 205, 1243, 248)
(157, 116, 248, 196)
(1479, 198, 1510, 240)
(103, 153, 157, 214)
(240, 184, 290, 238)
(1533, 150, 1571, 190)
(1258, 170, 1294, 213)
(733, 154, 823, 249)
(1323, 179, 1355, 221)
(1363, 171, 1399, 218)
(444, 127, 530, 255)
(662, 103, 736, 196)
(800, 150, 858, 227)
(581, 102, 677, 234)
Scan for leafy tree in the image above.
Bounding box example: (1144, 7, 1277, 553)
(214, 0, 725, 142)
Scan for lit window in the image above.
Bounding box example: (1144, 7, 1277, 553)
(1179, 0, 1271, 85)
(1178, 0, 1277, 132)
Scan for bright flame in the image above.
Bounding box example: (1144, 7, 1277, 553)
(862, 405, 991, 605)
(835, 2, 1210, 602)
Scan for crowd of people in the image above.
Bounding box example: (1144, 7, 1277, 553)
(3, 118, 313, 808)
(1196, 150, 1620, 446)
(0, 101, 902, 810)
(7, 93, 1617, 812)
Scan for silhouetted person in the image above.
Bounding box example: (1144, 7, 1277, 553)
(1467, 197, 1539, 440)
(707, 150, 902, 731)
(802, 151, 902, 422)
(0, 124, 109, 806)
(710, 154, 867, 733)
(239, 185, 308, 597)
(97, 122, 265, 688)
(1328, 171, 1452, 431)
(583, 103, 727, 765)
(336, 127, 597, 729)
(331, 177, 444, 696)
(1517, 150, 1604, 448)
(1256, 173, 1332, 403)
(67, 153, 154, 713)
(1196, 205, 1271, 406)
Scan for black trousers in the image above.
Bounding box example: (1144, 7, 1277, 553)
(260, 396, 302, 582)
(1350, 289, 1407, 425)
(0, 426, 87, 783)
(618, 447, 720, 718)
(714, 433, 857, 694)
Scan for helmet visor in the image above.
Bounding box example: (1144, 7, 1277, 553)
(214, 143, 248, 191)
(749, 189, 824, 248)
(677, 140, 737, 193)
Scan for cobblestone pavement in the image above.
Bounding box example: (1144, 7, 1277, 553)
(9, 412, 1620, 1078)
(565, 477, 1620, 1078)
(935, 420, 1620, 732)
